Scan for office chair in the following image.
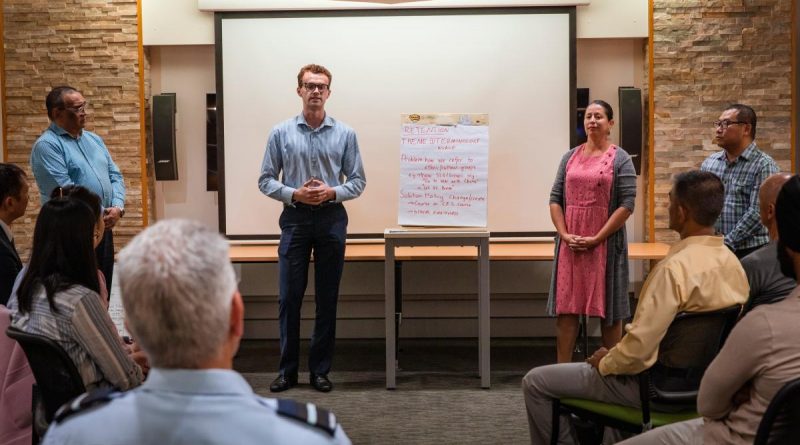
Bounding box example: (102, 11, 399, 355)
(5, 326, 86, 442)
(551, 305, 741, 444)
(753, 377, 800, 445)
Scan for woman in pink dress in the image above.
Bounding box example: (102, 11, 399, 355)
(547, 100, 637, 363)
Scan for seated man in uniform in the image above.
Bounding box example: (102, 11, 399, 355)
(522, 170, 749, 444)
(739, 173, 796, 315)
(42, 219, 351, 445)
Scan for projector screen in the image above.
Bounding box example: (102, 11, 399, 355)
(217, 8, 575, 239)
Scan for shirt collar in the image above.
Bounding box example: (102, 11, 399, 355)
(296, 113, 334, 131)
(141, 368, 254, 396)
(737, 141, 758, 161)
(666, 234, 725, 257)
(0, 219, 12, 242)
(712, 141, 757, 163)
(48, 121, 82, 140)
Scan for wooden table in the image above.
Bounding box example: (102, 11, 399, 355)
(229, 241, 670, 388)
(229, 241, 670, 263)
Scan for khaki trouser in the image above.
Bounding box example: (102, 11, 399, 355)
(522, 363, 641, 444)
(617, 418, 704, 445)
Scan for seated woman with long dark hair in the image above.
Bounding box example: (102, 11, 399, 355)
(7, 198, 143, 390)
(51, 185, 109, 305)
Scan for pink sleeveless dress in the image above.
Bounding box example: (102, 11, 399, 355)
(555, 145, 617, 317)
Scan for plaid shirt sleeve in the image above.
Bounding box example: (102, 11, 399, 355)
(723, 156, 778, 248)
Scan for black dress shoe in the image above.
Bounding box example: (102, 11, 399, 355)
(269, 375, 297, 393)
(310, 374, 333, 392)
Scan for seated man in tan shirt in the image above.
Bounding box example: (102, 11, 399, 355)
(619, 174, 800, 445)
(522, 170, 749, 445)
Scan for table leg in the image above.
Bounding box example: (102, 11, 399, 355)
(479, 238, 490, 389)
(385, 242, 396, 389)
(395, 261, 403, 369)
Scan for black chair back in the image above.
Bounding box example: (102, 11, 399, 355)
(648, 305, 741, 405)
(754, 377, 800, 445)
(5, 325, 86, 422)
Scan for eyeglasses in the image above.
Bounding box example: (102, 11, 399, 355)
(302, 83, 329, 92)
(62, 102, 88, 114)
(713, 120, 747, 130)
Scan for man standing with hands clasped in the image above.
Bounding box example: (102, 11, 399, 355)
(258, 64, 366, 393)
(30, 86, 126, 298)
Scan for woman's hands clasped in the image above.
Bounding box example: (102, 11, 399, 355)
(562, 234, 601, 252)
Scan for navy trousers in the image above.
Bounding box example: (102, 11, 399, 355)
(95, 229, 114, 301)
(277, 203, 347, 378)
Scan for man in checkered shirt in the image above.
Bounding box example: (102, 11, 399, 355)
(700, 104, 779, 258)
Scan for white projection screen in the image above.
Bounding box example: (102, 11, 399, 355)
(217, 8, 575, 239)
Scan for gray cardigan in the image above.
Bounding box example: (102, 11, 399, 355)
(546, 146, 637, 324)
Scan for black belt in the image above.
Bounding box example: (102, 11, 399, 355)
(291, 201, 340, 211)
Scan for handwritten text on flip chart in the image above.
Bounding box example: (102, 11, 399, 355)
(398, 123, 488, 227)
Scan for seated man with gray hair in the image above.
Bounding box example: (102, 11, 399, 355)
(42, 219, 351, 445)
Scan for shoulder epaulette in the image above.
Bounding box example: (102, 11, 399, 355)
(276, 399, 337, 437)
(53, 387, 121, 423)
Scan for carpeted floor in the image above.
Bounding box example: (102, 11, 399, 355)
(235, 338, 596, 445)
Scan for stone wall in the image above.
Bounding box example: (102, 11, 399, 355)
(3, 1, 794, 250)
(651, 0, 794, 242)
(3, 0, 147, 259)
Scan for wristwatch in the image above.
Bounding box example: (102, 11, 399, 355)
(115, 207, 125, 217)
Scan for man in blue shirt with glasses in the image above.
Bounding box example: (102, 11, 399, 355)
(259, 64, 366, 393)
(30, 86, 125, 299)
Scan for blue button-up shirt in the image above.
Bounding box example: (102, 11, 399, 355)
(30, 122, 125, 208)
(258, 114, 366, 205)
(42, 369, 351, 445)
(700, 142, 779, 251)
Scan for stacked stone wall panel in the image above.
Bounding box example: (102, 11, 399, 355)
(4, 0, 145, 259)
(652, 1, 793, 242)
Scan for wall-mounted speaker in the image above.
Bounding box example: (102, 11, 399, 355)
(576, 87, 589, 145)
(206, 93, 218, 191)
(152, 93, 178, 181)
(618, 87, 643, 175)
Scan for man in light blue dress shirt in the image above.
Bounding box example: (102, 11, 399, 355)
(30, 86, 125, 298)
(42, 219, 351, 445)
(259, 64, 366, 393)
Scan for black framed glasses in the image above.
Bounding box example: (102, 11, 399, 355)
(713, 120, 746, 130)
(302, 82, 329, 92)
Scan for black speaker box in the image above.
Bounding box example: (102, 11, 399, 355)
(206, 93, 218, 191)
(152, 93, 178, 181)
(618, 87, 642, 175)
